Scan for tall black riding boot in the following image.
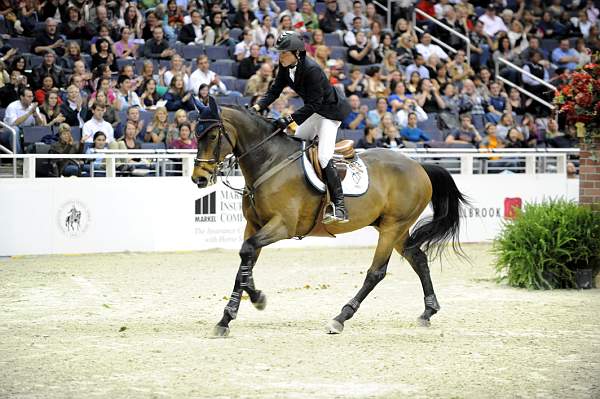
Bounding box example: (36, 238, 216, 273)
(322, 159, 349, 224)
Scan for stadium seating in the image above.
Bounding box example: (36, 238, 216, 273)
(211, 60, 236, 76)
(205, 46, 229, 61)
(179, 45, 205, 60)
(338, 129, 363, 144)
(324, 33, 343, 47)
(141, 142, 166, 150)
(23, 126, 53, 144)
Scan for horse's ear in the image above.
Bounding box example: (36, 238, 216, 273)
(208, 96, 220, 118)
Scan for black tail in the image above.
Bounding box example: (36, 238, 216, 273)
(405, 164, 469, 259)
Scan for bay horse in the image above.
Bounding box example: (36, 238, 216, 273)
(192, 105, 468, 337)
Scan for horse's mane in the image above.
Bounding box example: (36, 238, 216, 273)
(221, 104, 277, 134)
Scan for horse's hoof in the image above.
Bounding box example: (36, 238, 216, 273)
(211, 325, 230, 338)
(326, 319, 344, 334)
(252, 291, 267, 311)
(417, 317, 431, 327)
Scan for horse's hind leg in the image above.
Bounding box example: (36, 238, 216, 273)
(327, 222, 409, 334)
(399, 245, 440, 327)
(212, 216, 288, 337)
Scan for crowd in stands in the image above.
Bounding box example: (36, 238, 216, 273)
(0, 0, 597, 176)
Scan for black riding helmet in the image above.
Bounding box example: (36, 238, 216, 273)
(275, 31, 305, 52)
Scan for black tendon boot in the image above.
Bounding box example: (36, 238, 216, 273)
(322, 159, 349, 224)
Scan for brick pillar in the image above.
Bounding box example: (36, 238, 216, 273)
(579, 137, 600, 208)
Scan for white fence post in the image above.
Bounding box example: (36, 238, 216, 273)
(460, 155, 473, 175)
(23, 157, 35, 179)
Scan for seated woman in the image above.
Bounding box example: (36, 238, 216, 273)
(376, 113, 403, 148)
(34, 75, 57, 104)
(40, 89, 66, 126)
(116, 75, 142, 111)
(114, 26, 139, 59)
(356, 125, 378, 149)
(169, 122, 197, 149)
(137, 78, 163, 110)
(108, 120, 151, 175)
(144, 106, 170, 143)
(259, 33, 279, 65)
(164, 75, 193, 112)
(82, 131, 108, 177)
(49, 123, 82, 177)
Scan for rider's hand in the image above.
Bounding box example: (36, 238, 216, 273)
(251, 104, 261, 112)
(274, 115, 293, 130)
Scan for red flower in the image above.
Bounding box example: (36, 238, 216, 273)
(576, 92, 593, 108)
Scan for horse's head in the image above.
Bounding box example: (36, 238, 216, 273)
(192, 98, 235, 188)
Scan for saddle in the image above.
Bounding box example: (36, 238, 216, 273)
(308, 139, 356, 181)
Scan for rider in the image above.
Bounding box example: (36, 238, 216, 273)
(252, 31, 352, 224)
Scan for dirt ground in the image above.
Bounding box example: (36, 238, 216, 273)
(0, 244, 599, 399)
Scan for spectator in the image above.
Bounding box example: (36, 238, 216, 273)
(301, 2, 319, 31)
(190, 55, 232, 96)
(245, 63, 273, 97)
(91, 38, 118, 71)
(365, 66, 388, 98)
(278, 15, 294, 34)
(253, 14, 278, 46)
(504, 127, 527, 148)
(356, 125, 378, 149)
(169, 122, 197, 149)
(119, 5, 143, 39)
(90, 90, 120, 130)
(365, 3, 384, 27)
(475, 67, 492, 99)
(255, 0, 278, 23)
(542, 118, 562, 142)
(60, 41, 83, 74)
(238, 44, 262, 79)
(439, 83, 460, 130)
(49, 123, 82, 177)
(496, 112, 517, 139)
(178, 9, 205, 45)
(231, 0, 256, 29)
(164, 75, 193, 112)
(376, 33, 395, 63)
(546, 124, 578, 148)
(343, 66, 368, 98)
(396, 98, 427, 128)
(484, 81, 509, 124)
(115, 106, 145, 140)
(436, 7, 466, 51)
(2, 87, 43, 152)
(481, 123, 505, 152)
(552, 39, 579, 72)
(205, 12, 234, 46)
(445, 113, 482, 147)
(306, 28, 325, 57)
(341, 94, 367, 130)
(144, 26, 177, 60)
(32, 18, 65, 56)
(395, 32, 418, 67)
(91, 77, 118, 107)
(478, 5, 508, 38)
(367, 97, 388, 127)
(431, 60, 449, 88)
(143, 106, 170, 143)
(34, 75, 57, 104)
(469, 20, 493, 69)
(343, 1, 368, 30)
(399, 112, 429, 143)
(166, 0, 184, 32)
(405, 53, 429, 81)
(537, 11, 565, 39)
(82, 131, 108, 177)
(406, 71, 421, 96)
(279, 0, 305, 31)
(138, 78, 163, 109)
(9, 56, 28, 82)
(416, 78, 445, 113)
(234, 28, 255, 62)
(507, 87, 526, 116)
(314, 45, 331, 69)
(61, 6, 93, 41)
(0, 70, 23, 108)
(492, 36, 523, 83)
(388, 80, 411, 111)
(348, 31, 378, 65)
(90, 24, 117, 56)
(108, 121, 142, 159)
(415, 32, 448, 62)
(260, 34, 279, 64)
(163, 54, 191, 91)
(377, 113, 402, 148)
(32, 51, 66, 90)
(574, 38, 592, 68)
(116, 75, 142, 111)
(82, 102, 114, 143)
(344, 16, 367, 47)
(115, 27, 139, 59)
(61, 85, 90, 127)
(319, 0, 344, 34)
(40, 89, 65, 126)
(169, 108, 192, 143)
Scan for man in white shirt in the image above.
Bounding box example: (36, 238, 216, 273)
(82, 103, 114, 143)
(189, 55, 229, 96)
(2, 87, 44, 153)
(278, 0, 305, 31)
(478, 5, 508, 38)
(415, 32, 449, 61)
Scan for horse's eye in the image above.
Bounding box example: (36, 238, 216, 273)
(209, 135, 217, 141)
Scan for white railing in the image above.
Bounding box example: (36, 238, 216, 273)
(0, 121, 18, 178)
(495, 57, 557, 110)
(0, 148, 578, 179)
(412, 8, 471, 65)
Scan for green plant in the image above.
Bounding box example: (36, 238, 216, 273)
(493, 200, 600, 289)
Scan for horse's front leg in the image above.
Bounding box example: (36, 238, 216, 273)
(212, 215, 289, 337)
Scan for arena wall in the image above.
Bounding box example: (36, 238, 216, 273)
(0, 175, 578, 256)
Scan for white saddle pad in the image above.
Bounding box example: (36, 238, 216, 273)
(301, 143, 369, 196)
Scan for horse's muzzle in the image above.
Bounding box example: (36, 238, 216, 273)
(192, 176, 209, 188)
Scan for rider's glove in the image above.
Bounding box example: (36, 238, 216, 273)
(274, 115, 294, 130)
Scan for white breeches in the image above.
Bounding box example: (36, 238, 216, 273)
(294, 113, 341, 168)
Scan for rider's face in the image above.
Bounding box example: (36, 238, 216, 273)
(279, 51, 297, 67)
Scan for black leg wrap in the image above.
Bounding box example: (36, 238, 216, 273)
(424, 294, 440, 312)
(224, 291, 241, 320)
